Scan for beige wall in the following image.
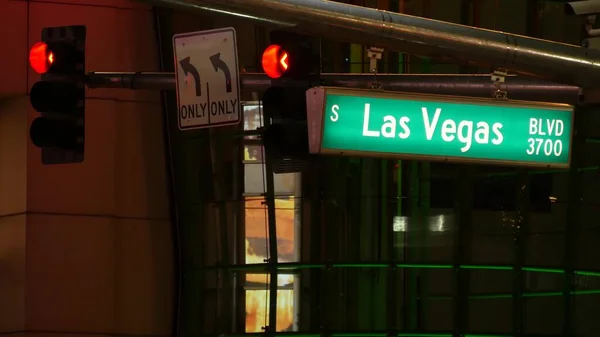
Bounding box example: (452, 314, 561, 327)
(0, 0, 173, 336)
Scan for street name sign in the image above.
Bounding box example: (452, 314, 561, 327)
(173, 27, 241, 130)
(306, 87, 574, 168)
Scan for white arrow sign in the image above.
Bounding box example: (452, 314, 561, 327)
(173, 27, 241, 131)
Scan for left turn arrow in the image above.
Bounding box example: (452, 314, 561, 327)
(179, 57, 202, 97)
(209, 53, 232, 93)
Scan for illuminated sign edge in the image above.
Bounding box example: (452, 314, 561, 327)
(318, 86, 575, 112)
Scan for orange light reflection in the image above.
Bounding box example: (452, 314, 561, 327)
(245, 197, 296, 332)
(245, 289, 295, 332)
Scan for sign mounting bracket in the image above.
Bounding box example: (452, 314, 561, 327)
(367, 46, 384, 91)
(492, 68, 509, 100)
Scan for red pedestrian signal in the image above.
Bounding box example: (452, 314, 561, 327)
(262, 44, 289, 79)
(29, 42, 53, 74)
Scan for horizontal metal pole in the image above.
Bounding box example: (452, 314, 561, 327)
(86, 72, 174, 91)
(139, 0, 600, 88)
(86, 72, 581, 104)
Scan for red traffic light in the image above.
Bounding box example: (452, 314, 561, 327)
(29, 42, 54, 74)
(262, 44, 289, 79)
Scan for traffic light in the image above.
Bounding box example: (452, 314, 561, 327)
(29, 25, 86, 165)
(260, 31, 320, 173)
(261, 31, 319, 81)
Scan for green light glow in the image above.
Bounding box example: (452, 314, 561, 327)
(198, 262, 600, 299)
(225, 332, 571, 337)
(202, 261, 600, 279)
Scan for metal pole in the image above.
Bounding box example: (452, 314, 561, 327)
(513, 170, 530, 337)
(452, 167, 473, 337)
(86, 72, 580, 104)
(562, 105, 585, 337)
(263, 113, 279, 336)
(138, 0, 600, 88)
(208, 127, 233, 332)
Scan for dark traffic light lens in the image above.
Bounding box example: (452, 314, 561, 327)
(263, 123, 309, 158)
(30, 116, 83, 150)
(30, 80, 80, 114)
(262, 86, 286, 119)
(262, 86, 307, 121)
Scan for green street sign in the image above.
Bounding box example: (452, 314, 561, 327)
(306, 87, 574, 168)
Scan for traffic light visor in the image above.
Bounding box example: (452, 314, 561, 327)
(262, 44, 289, 79)
(29, 42, 53, 74)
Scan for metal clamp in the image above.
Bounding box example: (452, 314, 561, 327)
(491, 69, 508, 100)
(367, 46, 384, 90)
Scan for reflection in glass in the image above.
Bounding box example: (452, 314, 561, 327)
(244, 195, 297, 332)
(243, 103, 264, 162)
(245, 289, 295, 332)
(245, 196, 296, 282)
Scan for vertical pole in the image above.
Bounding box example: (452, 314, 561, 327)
(453, 4, 475, 335)
(383, 159, 394, 331)
(394, 0, 407, 330)
(416, 2, 432, 328)
(513, 170, 530, 337)
(292, 174, 302, 331)
(347, 157, 362, 331)
(407, 162, 419, 331)
(514, 4, 539, 335)
(379, 4, 398, 327)
(374, 1, 390, 332)
(351, 0, 376, 329)
(417, 161, 430, 328)
(262, 115, 279, 335)
(338, 159, 349, 330)
(209, 128, 233, 332)
(394, 161, 403, 328)
(235, 117, 246, 333)
(563, 105, 584, 337)
(384, 0, 399, 313)
(322, 157, 342, 330)
(453, 166, 473, 337)
(306, 159, 323, 332)
(358, 158, 376, 329)
(562, 18, 591, 336)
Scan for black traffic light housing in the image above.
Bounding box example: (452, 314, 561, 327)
(261, 31, 320, 173)
(268, 30, 320, 82)
(29, 25, 86, 165)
